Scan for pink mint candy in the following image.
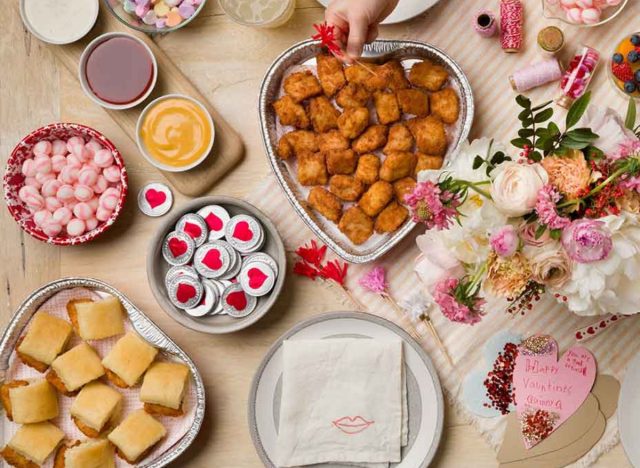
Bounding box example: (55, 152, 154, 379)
(65, 200, 78, 211)
(33, 156, 52, 174)
(72, 144, 92, 162)
(51, 154, 67, 172)
(66, 218, 86, 237)
(56, 184, 75, 202)
(93, 176, 109, 194)
(96, 206, 112, 222)
(19, 185, 39, 201)
(560, 0, 577, 7)
(59, 165, 79, 184)
(93, 149, 114, 168)
(66, 154, 82, 169)
(41, 179, 62, 197)
(86, 139, 103, 153)
(566, 7, 584, 23)
(78, 167, 99, 186)
(86, 217, 99, 231)
(581, 7, 601, 23)
(35, 172, 55, 185)
(22, 159, 36, 177)
(33, 140, 52, 156)
(45, 197, 62, 212)
(24, 192, 45, 210)
(42, 221, 63, 237)
(576, 0, 593, 7)
(33, 210, 53, 227)
(66, 137, 84, 153)
(74, 185, 95, 202)
(99, 192, 119, 211)
(24, 177, 42, 190)
(53, 207, 72, 225)
(73, 202, 93, 221)
(51, 139, 67, 155)
(103, 166, 121, 183)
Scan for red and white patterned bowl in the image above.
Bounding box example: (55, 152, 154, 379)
(3, 123, 128, 245)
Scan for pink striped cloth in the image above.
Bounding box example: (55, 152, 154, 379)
(248, 1, 640, 464)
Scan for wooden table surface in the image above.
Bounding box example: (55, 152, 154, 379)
(0, 0, 632, 466)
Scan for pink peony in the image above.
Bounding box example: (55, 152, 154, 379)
(433, 277, 485, 325)
(535, 185, 571, 230)
(490, 225, 519, 257)
(519, 221, 552, 247)
(561, 219, 613, 263)
(405, 181, 461, 230)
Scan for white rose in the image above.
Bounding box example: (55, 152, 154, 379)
(578, 106, 636, 157)
(490, 162, 548, 218)
(414, 232, 465, 293)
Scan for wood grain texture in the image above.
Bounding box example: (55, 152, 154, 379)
(0, 0, 633, 466)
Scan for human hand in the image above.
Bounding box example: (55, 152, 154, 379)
(325, 0, 399, 61)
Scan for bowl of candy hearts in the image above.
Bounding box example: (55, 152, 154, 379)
(147, 195, 286, 334)
(541, 0, 628, 27)
(102, 0, 207, 34)
(3, 123, 127, 245)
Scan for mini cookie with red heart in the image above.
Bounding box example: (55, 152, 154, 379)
(162, 231, 195, 266)
(194, 241, 231, 279)
(168, 275, 203, 310)
(138, 182, 173, 217)
(225, 215, 264, 253)
(221, 283, 257, 318)
(176, 213, 209, 247)
(239, 260, 276, 297)
(197, 205, 230, 241)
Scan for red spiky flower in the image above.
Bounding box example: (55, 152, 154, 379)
(319, 260, 349, 286)
(312, 22, 343, 57)
(293, 261, 319, 280)
(295, 240, 327, 268)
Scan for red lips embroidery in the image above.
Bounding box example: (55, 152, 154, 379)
(202, 249, 222, 270)
(183, 222, 202, 239)
(248, 268, 268, 289)
(176, 283, 196, 303)
(226, 291, 247, 310)
(145, 189, 166, 209)
(233, 221, 253, 242)
(205, 212, 223, 231)
(168, 238, 188, 257)
(332, 416, 374, 435)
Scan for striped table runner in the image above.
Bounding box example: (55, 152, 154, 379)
(248, 0, 640, 464)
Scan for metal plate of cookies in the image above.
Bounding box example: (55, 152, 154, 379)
(0, 277, 205, 468)
(259, 39, 474, 264)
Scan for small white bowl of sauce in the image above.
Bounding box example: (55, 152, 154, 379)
(20, 0, 99, 45)
(79, 32, 158, 110)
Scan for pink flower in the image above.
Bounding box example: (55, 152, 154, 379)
(433, 277, 485, 325)
(414, 233, 465, 292)
(535, 185, 571, 230)
(619, 175, 640, 193)
(609, 138, 640, 161)
(405, 181, 461, 230)
(519, 221, 551, 247)
(561, 219, 612, 264)
(359, 266, 388, 295)
(490, 225, 519, 257)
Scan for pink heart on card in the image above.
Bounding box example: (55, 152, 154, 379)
(513, 336, 596, 449)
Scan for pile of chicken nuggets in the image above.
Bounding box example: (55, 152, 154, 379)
(273, 54, 460, 245)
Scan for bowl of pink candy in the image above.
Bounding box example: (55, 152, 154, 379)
(103, 0, 206, 34)
(542, 0, 628, 27)
(3, 123, 128, 245)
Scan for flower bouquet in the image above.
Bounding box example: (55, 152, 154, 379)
(411, 93, 640, 320)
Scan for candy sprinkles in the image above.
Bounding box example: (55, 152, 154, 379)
(500, 0, 524, 53)
(483, 342, 519, 415)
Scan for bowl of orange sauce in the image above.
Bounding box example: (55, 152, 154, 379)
(136, 94, 215, 172)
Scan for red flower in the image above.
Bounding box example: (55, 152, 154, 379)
(295, 240, 327, 267)
(293, 261, 319, 280)
(319, 260, 348, 286)
(312, 22, 343, 56)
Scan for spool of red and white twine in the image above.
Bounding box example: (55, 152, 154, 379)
(509, 58, 563, 92)
(474, 10, 498, 38)
(500, 0, 523, 53)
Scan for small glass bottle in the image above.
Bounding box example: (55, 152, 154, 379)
(556, 45, 600, 109)
(219, 0, 295, 29)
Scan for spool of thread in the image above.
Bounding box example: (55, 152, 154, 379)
(509, 58, 563, 92)
(474, 10, 498, 38)
(500, 0, 524, 53)
(537, 26, 564, 55)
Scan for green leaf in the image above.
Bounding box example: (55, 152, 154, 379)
(511, 138, 530, 149)
(518, 109, 532, 121)
(531, 100, 553, 112)
(626, 98, 637, 131)
(491, 151, 507, 165)
(548, 122, 561, 136)
(516, 95, 531, 108)
(530, 151, 543, 162)
(534, 108, 554, 123)
(472, 155, 483, 170)
(550, 229, 562, 241)
(522, 118, 534, 127)
(518, 128, 535, 138)
(565, 128, 599, 143)
(565, 91, 591, 129)
(535, 224, 547, 240)
(560, 138, 591, 150)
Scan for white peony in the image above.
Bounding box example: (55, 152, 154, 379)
(577, 106, 636, 157)
(554, 213, 640, 316)
(490, 161, 548, 218)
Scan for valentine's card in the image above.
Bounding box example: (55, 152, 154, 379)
(513, 335, 596, 449)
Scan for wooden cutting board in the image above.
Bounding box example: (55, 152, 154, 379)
(49, 3, 244, 197)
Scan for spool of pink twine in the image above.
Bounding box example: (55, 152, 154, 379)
(509, 58, 563, 92)
(474, 10, 498, 38)
(500, 0, 524, 52)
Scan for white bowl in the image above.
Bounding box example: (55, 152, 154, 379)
(78, 32, 158, 110)
(136, 94, 215, 172)
(20, 0, 99, 45)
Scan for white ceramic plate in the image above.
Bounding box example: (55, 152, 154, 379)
(248, 312, 444, 467)
(619, 350, 640, 466)
(315, 0, 440, 25)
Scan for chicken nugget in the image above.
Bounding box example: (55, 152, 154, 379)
(277, 130, 318, 159)
(337, 107, 369, 139)
(396, 88, 429, 117)
(355, 154, 381, 185)
(316, 54, 346, 97)
(374, 91, 401, 125)
(415, 153, 444, 176)
(408, 61, 449, 91)
(297, 152, 328, 186)
(339, 206, 374, 245)
(380, 60, 410, 90)
(383, 123, 414, 153)
(284, 70, 323, 102)
(336, 83, 371, 109)
(375, 202, 409, 233)
(430, 88, 460, 124)
(326, 149, 358, 175)
(406, 117, 447, 156)
(393, 177, 416, 202)
(359, 181, 394, 217)
(308, 96, 340, 133)
(352, 125, 388, 154)
(380, 151, 417, 182)
(329, 175, 365, 201)
(308, 187, 342, 223)
(345, 64, 389, 91)
(273, 95, 309, 129)
(319, 130, 350, 153)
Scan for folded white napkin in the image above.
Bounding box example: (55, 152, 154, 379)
(276, 338, 404, 467)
